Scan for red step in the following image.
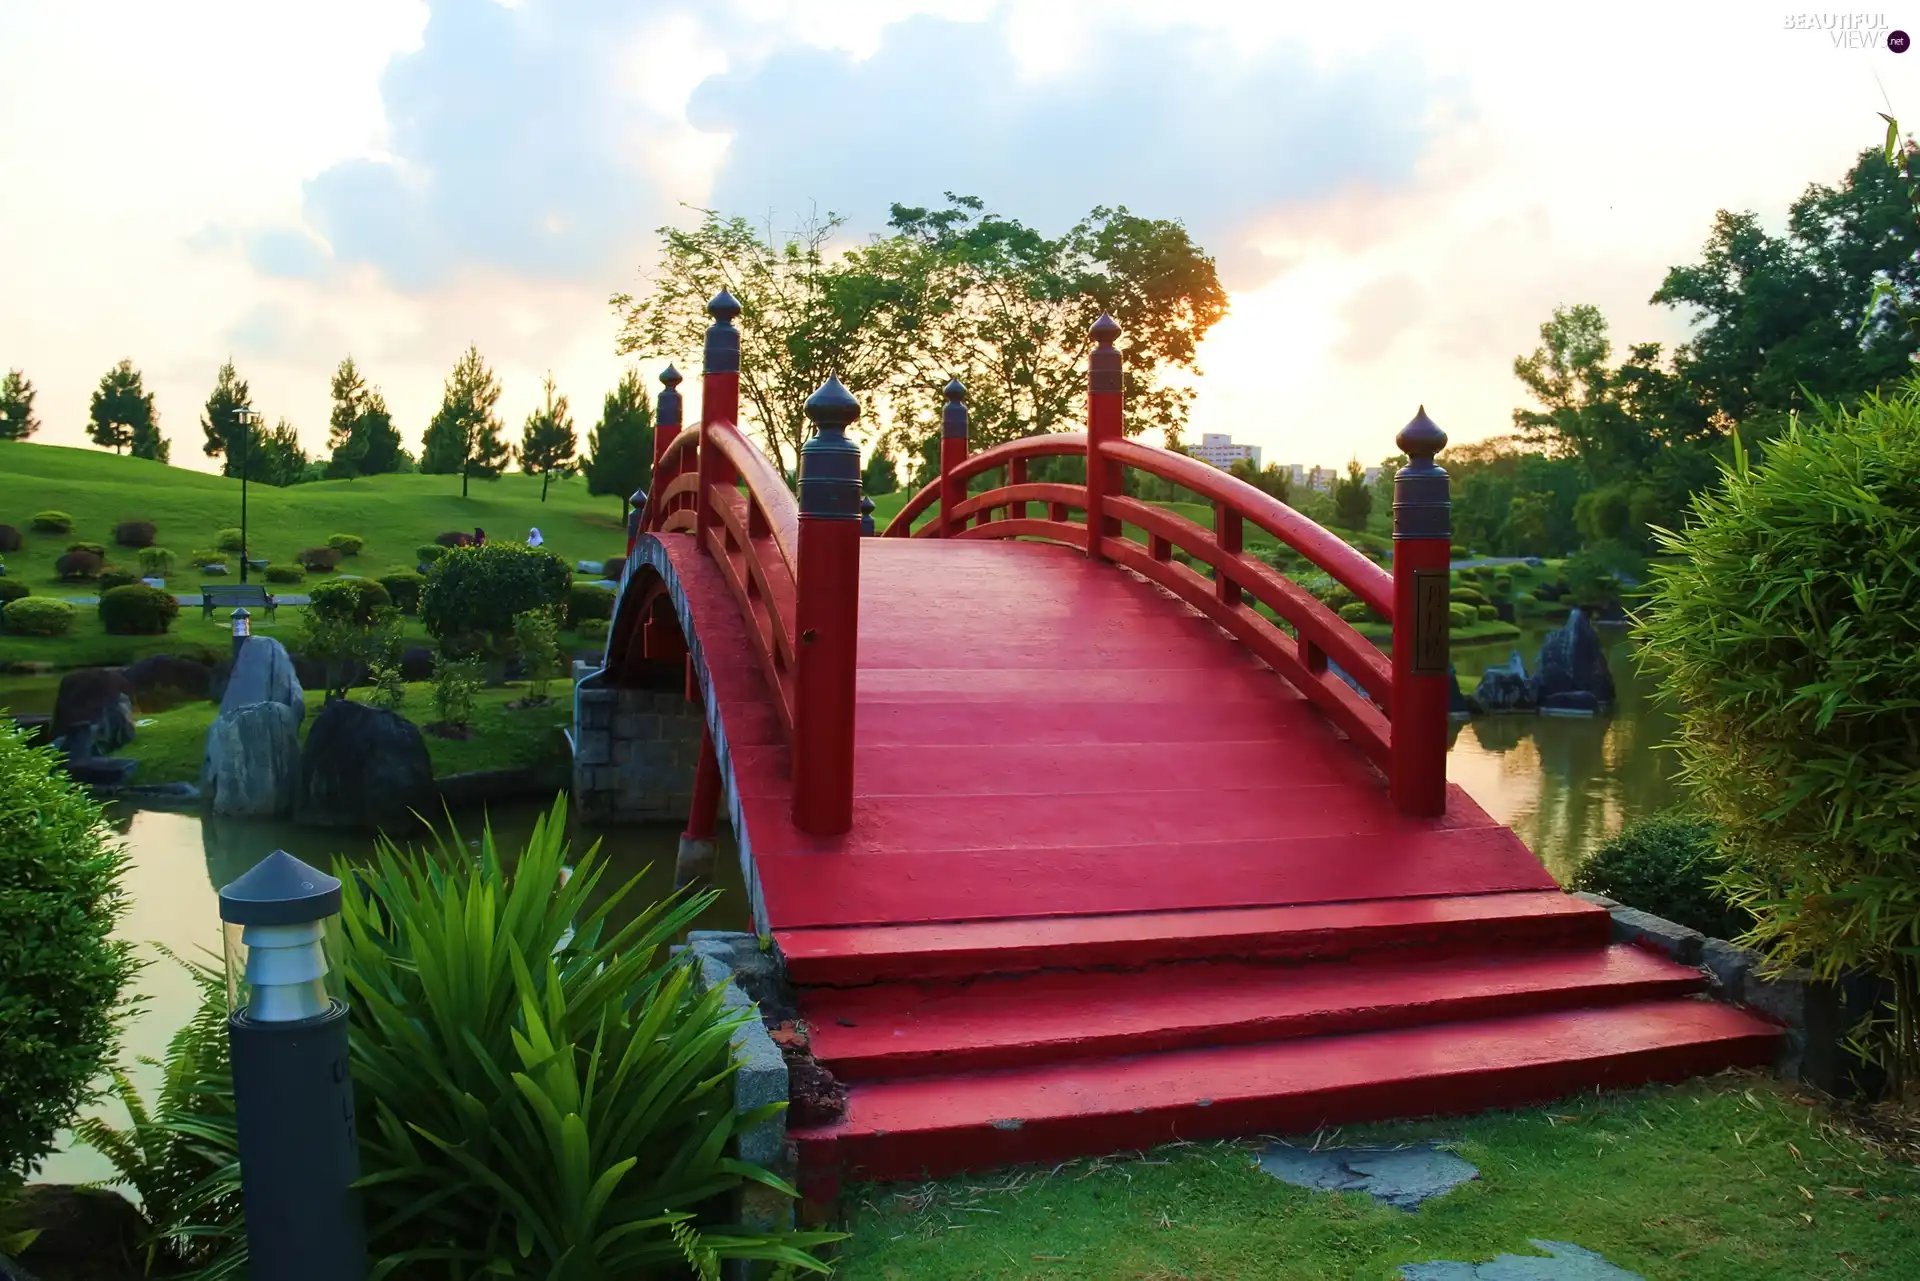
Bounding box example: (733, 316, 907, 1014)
(792, 999, 1781, 1186)
(803, 945, 1704, 1081)
(777, 891, 1609, 985)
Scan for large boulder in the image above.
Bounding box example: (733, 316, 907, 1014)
(297, 699, 433, 830)
(1534, 608, 1616, 709)
(51, 667, 137, 751)
(1472, 651, 1536, 712)
(8, 1183, 146, 1281)
(202, 701, 301, 818)
(123, 653, 214, 704)
(219, 636, 304, 722)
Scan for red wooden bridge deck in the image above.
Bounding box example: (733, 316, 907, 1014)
(600, 298, 1779, 1198)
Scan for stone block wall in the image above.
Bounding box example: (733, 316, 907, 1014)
(572, 683, 705, 825)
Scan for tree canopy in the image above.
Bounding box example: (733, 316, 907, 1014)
(580, 369, 653, 519)
(0, 370, 37, 441)
(519, 373, 578, 502)
(327, 356, 407, 479)
(90, 361, 165, 461)
(421, 345, 512, 496)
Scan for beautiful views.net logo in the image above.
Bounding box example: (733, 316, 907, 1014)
(1782, 13, 1911, 50)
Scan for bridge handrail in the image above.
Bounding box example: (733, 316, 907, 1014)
(708, 420, 800, 575)
(881, 433, 1090, 536)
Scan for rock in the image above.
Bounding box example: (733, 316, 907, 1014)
(1400, 1240, 1644, 1280)
(577, 560, 605, 575)
(219, 635, 304, 722)
(297, 699, 434, 830)
(1534, 609, 1616, 709)
(1702, 938, 1758, 1003)
(123, 653, 214, 703)
(202, 561, 229, 575)
(1471, 651, 1535, 712)
(10, 1184, 146, 1281)
(1539, 690, 1600, 715)
(51, 668, 137, 750)
(399, 645, 437, 682)
(7, 713, 51, 747)
(1608, 905, 1704, 965)
(1258, 1142, 1478, 1211)
(202, 701, 302, 818)
(63, 755, 138, 788)
(1493, 599, 1516, 623)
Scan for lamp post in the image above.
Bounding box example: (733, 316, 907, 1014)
(234, 405, 259, 584)
(231, 607, 251, 662)
(218, 850, 368, 1280)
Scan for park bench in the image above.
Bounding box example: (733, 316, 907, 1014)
(200, 583, 277, 622)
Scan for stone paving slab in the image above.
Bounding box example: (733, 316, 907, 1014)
(1399, 1240, 1643, 1279)
(1257, 1142, 1478, 1210)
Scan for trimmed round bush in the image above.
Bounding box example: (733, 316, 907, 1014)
(264, 564, 307, 585)
(30, 511, 72, 535)
(379, 571, 426, 615)
(66, 541, 106, 558)
(309, 576, 393, 627)
(1472, 565, 1497, 581)
(99, 583, 180, 635)
(579, 617, 610, 641)
(297, 546, 341, 572)
(54, 549, 103, 580)
(423, 542, 571, 643)
(1448, 543, 1470, 560)
(2, 597, 76, 636)
(0, 719, 137, 1174)
(1337, 600, 1373, 623)
(566, 583, 616, 628)
(97, 569, 141, 593)
(1475, 604, 1498, 621)
(189, 548, 225, 568)
(112, 520, 157, 549)
(604, 555, 626, 581)
(137, 546, 175, 578)
(416, 544, 449, 565)
(1571, 814, 1750, 941)
(1446, 603, 1475, 629)
(216, 528, 246, 553)
(0, 525, 20, 553)
(0, 580, 28, 606)
(327, 533, 365, 557)
(1449, 588, 1487, 607)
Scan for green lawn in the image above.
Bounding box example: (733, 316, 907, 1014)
(118, 679, 576, 785)
(835, 1075, 1920, 1280)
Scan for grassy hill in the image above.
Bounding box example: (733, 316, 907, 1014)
(0, 441, 632, 591)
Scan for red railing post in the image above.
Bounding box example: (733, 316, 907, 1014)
(1389, 406, 1452, 818)
(633, 364, 681, 544)
(696, 292, 741, 545)
(938, 378, 968, 537)
(791, 376, 864, 837)
(1085, 314, 1123, 559)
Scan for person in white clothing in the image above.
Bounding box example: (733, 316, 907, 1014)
(527, 527, 543, 547)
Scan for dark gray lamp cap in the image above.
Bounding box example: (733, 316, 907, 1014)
(218, 849, 343, 926)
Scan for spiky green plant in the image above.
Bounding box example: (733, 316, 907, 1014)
(340, 795, 841, 1278)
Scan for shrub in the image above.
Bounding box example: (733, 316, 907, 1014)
(1493, 574, 1514, 593)
(0, 719, 138, 1173)
(368, 660, 407, 713)
(338, 798, 839, 1272)
(215, 528, 246, 554)
(100, 583, 180, 635)
(1449, 588, 1487, 607)
(53, 549, 103, 580)
(1448, 542, 1470, 559)
(1337, 600, 1374, 623)
(189, 549, 225, 569)
(301, 587, 401, 701)
(137, 546, 175, 578)
(1637, 392, 1920, 1088)
(566, 583, 616, 628)
(604, 554, 626, 581)
(113, 521, 157, 548)
(97, 569, 141, 593)
(1571, 814, 1751, 941)
(0, 525, 19, 553)
(423, 542, 572, 644)
(327, 533, 364, 557)
(2, 597, 75, 636)
(1472, 565, 1497, 581)
(430, 654, 481, 729)
(377, 571, 426, 615)
(1446, 603, 1475, 629)
(296, 546, 341, 572)
(1475, 604, 1498, 621)
(264, 565, 306, 585)
(30, 511, 72, 534)
(415, 543, 448, 565)
(307, 577, 393, 627)
(434, 530, 472, 549)
(513, 607, 563, 702)
(66, 540, 107, 557)
(0, 581, 26, 607)
(579, 617, 610, 641)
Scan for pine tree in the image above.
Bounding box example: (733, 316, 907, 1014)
(354, 390, 404, 476)
(421, 345, 511, 497)
(201, 360, 252, 472)
(861, 450, 898, 495)
(1331, 459, 1374, 530)
(90, 360, 160, 458)
(255, 417, 310, 487)
(0, 369, 38, 440)
(581, 369, 653, 521)
(326, 357, 370, 479)
(519, 372, 578, 502)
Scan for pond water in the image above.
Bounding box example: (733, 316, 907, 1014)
(20, 618, 1681, 1186)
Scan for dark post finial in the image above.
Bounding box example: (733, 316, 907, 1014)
(1392, 406, 1450, 542)
(704, 291, 741, 375)
(1089, 314, 1122, 395)
(941, 378, 968, 440)
(860, 496, 876, 536)
(1396, 405, 1447, 463)
(798, 377, 862, 519)
(656, 364, 683, 427)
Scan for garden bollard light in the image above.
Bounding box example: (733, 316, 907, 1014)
(219, 850, 367, 1281)
(230, 606, 250, 661)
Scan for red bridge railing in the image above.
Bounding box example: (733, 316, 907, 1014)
(884, 316, 1454, 817)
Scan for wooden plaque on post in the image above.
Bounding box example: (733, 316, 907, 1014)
(1412, 570, 1450, 676)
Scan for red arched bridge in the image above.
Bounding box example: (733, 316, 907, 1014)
(589, 292, 1777, 1197)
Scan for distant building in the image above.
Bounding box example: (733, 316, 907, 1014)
(1190, 433, 1261, 471)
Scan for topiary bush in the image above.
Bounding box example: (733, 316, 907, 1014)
(113, 521, 157, 549)
(566, 583, 616, 628)
(0, 720, 138, 1175)
(604, 555, 626, 581)
(1337, 600, 1375, 624)
(54, 549, 103, 580)
(66, 541, 106, 558)
(215, 528, 246, 554)
(99, 583, 180, 635)
(307, 577, 393, 627)
(1638, 388, 1920, 1089)
(415, 543, 448, 566)
(423, 542, 572, 645)
(296, 546, 341, 572)
(1446, 603, 1474, 629)
(30, 511, 72, 535)
(1449, 588, 1487, 607)
(1475, 604, 1498, 621)
(1571, 814, 1751, 941)
(327, 533, 364, 557)
(137, 547, 175, 578)
(264, 565, 306, 585)
(0, 525, 20, 553)
(579, 617, 610, 641)
(97, 569, 141, 593)
(2, 597, 75, 637)
(0, 581, 27, 607)
(378, 572, 426, 615)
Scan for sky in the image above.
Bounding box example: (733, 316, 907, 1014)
(0, 0, 1914, 476)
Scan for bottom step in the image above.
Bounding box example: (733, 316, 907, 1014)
(793, 999, 1779, 1186)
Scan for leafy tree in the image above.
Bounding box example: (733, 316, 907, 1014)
(199, 360, 251, 471)
(518, 373, 577, 502)
(421, 345, 511, 496)
(252, 418, 311, 487)
(0, 370, 38, 440)
(581, 369, 653, 522)
(90, 360, 162, 459)
(326, 356, 406, 479)
(861, 450, 898, 496)
(1228, 457, 1290, 504)
(1330, 460, 1373, 530)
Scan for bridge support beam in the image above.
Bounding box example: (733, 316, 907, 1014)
(675, 728, 722, 888)
(1390, 406, 1452, 818)
(572, 682, 707, 827)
